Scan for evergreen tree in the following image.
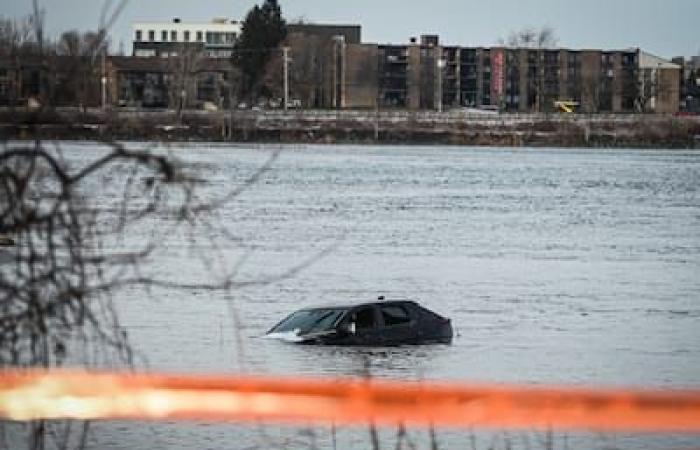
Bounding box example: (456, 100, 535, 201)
(233, 0, 287, 102)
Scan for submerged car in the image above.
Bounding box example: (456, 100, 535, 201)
(266, 298, 453, 346)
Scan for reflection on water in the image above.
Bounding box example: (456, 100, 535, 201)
(5, 143, 699, 449)
(281, 343, 449, 379)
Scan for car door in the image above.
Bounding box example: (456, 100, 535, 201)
(377, 303, 417, 345)
(340, 305, 381, 345)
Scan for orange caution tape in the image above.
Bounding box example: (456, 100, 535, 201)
(0, 370, 699, 433)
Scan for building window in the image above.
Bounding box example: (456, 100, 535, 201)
(196, 31, 203, 41)
(135, 49, 156, 57)
(171, 30, 177, 41)
(568, 52, 580, 67)
(161, 30, 168, 41)
(184, 30, 190, 42)
(135, 30, 142, 41)
(545, 51, 559, 65)
(622, 52, 636, 67)
(148, 30, 155, 41)
(206, 32, 226, 45)
(601, 53, 614, 67)
(528, 51, 538, 65)
(460, 49, 476, 64)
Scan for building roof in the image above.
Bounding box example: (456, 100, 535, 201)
(133, 19, 239, 29)
(640, 51, 681, 69)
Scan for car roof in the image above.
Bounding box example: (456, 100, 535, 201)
(301, 299, 418, 311)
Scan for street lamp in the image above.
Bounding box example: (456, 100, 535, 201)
(101, 49, 107, 110)
(283, 46, 290, 110)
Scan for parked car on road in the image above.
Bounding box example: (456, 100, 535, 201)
(266, 298, 453, 346)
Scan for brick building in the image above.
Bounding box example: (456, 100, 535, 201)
(671, 55, 700, 113)
(340, 35, 679, 113)
(2, 21, 681, 114)
(124, 20, 681, 113)
(107, 56, 235, 109)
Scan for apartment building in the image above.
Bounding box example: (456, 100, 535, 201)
(671, 55, 700, 113)
(341, 35, 675, 113)
(344, 37, 443, 110)
(638, 52, 681, 113)
(123, 17, 682, 113)
(43, 22, 661, 113)
(132, 18, 240, 58)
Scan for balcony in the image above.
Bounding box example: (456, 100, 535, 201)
(385, 54, 408, 64)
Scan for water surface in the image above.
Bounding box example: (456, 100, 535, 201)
(14, 143, 700, 449)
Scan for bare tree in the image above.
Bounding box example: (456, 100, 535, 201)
(501, 26, 558, 49)
(1, 4, 340, 450)
(0, 15, 35, 57)
(635, 69, 657, 112)
(51, 30, 106, 110)
(0, 7, 45, 110)
(582, 75, 600, 114)
(0, 2, 214, 449)
(260, 32, 331, 108)
(499, 26, 559, 112)
(166, 43, 204, 116)
(633, 67, 680, 113)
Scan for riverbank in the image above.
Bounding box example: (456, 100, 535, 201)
(2, 108, 700, 148)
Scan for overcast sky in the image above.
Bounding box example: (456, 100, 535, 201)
(2, 0, 699, 58)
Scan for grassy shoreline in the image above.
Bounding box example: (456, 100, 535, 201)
(2, 108, 700, 149)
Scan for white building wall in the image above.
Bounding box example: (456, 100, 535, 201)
(132, 19, 241, 57)
(639, 51, 681, 70)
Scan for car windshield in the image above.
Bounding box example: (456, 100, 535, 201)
(269, 309, 346, 335)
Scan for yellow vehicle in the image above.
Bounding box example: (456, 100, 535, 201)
(554, 100, 580, 113)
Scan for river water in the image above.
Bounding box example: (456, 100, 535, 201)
(7, 143, 700, 449)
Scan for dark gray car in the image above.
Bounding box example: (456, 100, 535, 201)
(266, 299, 453, 346)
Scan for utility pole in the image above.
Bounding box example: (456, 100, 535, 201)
(283, 46, 290, 110)
(101, 48, 107, 110)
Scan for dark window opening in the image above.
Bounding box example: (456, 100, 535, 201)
(354, 307, 376, 330)
(381, 305, 411, 326)
(528, 51, 538, 65)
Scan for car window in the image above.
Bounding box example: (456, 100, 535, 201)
(352, 307, 376, 330)
(380, 305, 411, 326)
(270, 309, 345, 334)
(417, 305, 446, 321)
